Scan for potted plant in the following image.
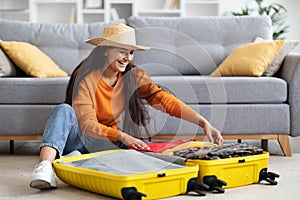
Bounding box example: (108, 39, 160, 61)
(230, 0, 289, 40)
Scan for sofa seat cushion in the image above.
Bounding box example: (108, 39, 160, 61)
(139, 104, 289, 136)
(151, 76, 287, 104)
(0, 77, 69, 104)
(0, 105, 56, 136)
(0, 76, 286, 105)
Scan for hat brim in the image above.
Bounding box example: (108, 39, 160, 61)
(85, 38, 150, 51)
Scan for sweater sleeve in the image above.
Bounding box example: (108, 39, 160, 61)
(136, 70, 199, 123)
(72, 71, 120, 142)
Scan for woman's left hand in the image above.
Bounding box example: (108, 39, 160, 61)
(194, 114, 224, 145)
(203, 122, 224, 145)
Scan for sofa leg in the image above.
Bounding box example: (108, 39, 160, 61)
(9, 140, 14, 154)
(261, 139, 268, 151)
(277, 135, 292, 156)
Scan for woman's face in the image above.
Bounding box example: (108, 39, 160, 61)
(105, 47, 134, 73)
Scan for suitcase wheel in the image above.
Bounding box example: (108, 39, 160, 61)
(203, 175, 227, 193)
(121, 187, 147, 200)
(186, 178, 209, 196)
(259, 168, 280, 185)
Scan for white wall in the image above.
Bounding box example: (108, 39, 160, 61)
(220, 0, 300, 52)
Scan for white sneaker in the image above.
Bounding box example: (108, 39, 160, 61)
(30, 160, 57, 190)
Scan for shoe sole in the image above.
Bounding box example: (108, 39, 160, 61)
(30, 179, 56, 190)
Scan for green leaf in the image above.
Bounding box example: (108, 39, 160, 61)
(229, 0, 289, 39)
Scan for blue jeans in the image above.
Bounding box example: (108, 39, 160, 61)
(40, 103, 126, 157)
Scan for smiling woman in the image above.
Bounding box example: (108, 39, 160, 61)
(29, 23, 223, 190)
(103, 47, 135, 83)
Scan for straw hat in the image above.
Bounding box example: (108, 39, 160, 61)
(85, 23, 150, 51)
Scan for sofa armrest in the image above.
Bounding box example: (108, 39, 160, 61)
(279, 53, 300, 137)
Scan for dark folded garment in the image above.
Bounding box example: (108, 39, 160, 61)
(173, 143, 264, 160)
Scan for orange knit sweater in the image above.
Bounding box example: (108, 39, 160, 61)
(72, 67, 198, 142)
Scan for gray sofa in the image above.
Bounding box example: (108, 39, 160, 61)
(0, 16, 298, 156)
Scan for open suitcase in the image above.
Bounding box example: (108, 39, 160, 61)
(183, 148, 279, 191)
(53, 149, 209, 200)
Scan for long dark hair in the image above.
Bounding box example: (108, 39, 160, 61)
(65, 46, 149, 138)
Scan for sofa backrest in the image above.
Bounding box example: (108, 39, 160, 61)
(127, 16, 273, 76)
(0, 16, 272, 76)
(0, 19, 125, 75)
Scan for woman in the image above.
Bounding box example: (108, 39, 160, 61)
(30, 23, 223, 190)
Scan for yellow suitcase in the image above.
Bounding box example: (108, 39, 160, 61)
(53, 149, 208, 200)
(186, 151, 279, 190)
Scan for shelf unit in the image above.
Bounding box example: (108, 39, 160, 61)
(134, 0, 221, 18)
(29, 0, 77, 23)
(1, 0, 222, 23)
(14, 0, 133, 23)
(109, 0, 135, 20)
(135, 0, 182, 17)
(76, 0, 108, 23)
(0, 0, 29, 21)
(182, 0, 221, 17)
(77, 0, 135, 23)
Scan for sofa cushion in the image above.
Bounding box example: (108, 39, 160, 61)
(0, 46, 26, 77)
(210, 40, 284, 77)
(0, 41, 68, 78)
(254, 37, 300, 76)
(127, 15, 272, 76)
(139, 104, 289, 136)
(0, 47, 17, 77)
(0, 105, 55, 136)
(0, 77, 69, 104)
(150, 76, 287, 104)
(0, 19, 125, 75)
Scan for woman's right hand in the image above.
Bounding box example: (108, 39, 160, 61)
(117, 132, 150, 150)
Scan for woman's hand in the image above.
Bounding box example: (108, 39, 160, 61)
(203, 122, 224, 145)
(116, 132, 150, 150)
(194, 114, 224, 145)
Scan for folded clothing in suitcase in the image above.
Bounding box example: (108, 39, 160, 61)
(53, 150, 207, 200)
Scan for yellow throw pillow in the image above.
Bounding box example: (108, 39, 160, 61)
(210, 40, 284, 77)
(0, 41, 68, 78)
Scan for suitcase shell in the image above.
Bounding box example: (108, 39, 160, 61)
(185, 152, 269, 188)
(53, 150, 200, 200)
